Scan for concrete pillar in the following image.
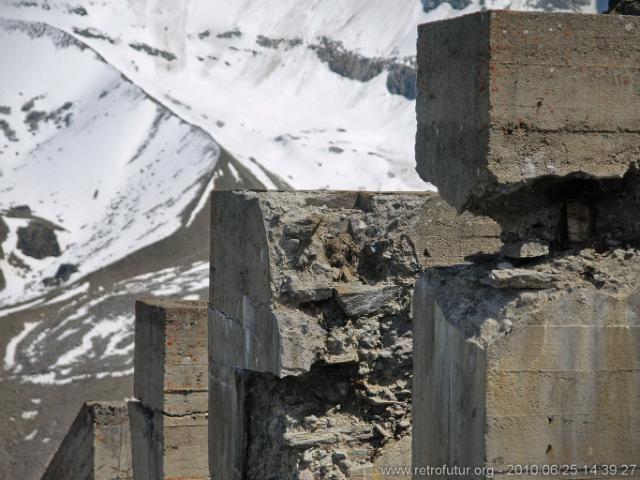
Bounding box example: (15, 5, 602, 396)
(208, 191, 501, 479)
(42, 401, 133, 480)
(413, 10, 640, 479)
(131, 299, 208, 480)
(413, 263, 640, 478)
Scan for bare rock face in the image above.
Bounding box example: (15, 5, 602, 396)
(208, 191, 500, 480)
(16, 221, 61, 259)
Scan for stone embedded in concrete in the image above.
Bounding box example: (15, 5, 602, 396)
(333, 284, 400, 316)
(412, 251, 640, 476)
(209, 191, 501, 480)
(500, 241, 549, 259)
(42, 401, 132, 480)
(416, 11, 640, 215)
(133, 298, 207, 416)
(480, 267, 559, 289)
(128, 400, 208, 480)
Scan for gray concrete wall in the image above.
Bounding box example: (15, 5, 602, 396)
(209, 190, 500, 479)
(131, 299, 208, 480)
(42, 401, 132, 480)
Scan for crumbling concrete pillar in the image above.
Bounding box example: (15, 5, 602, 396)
(208, 191, 501, 479)
(130, 299, 208, 480)
(414, 260, 640, 477)
(413, 10, 640, 478)
(42, 401, 133, 480)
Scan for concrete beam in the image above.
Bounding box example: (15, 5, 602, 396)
(128, 401, 208, 480)
(134, 299, 207, 416)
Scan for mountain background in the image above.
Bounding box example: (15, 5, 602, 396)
(0, 0, 595, 478)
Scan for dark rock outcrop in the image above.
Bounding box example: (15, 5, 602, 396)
(0, 216, 7, 291)
(386, 63, 416, 100)
(0, 216, 7, 259)
(16, 221, 61, 259)
(43, 263, 78, 287)
(312, 37, 386, 82)
(421, 0, 471, 11)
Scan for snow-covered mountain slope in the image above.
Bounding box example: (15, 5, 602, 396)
(0, 18, 265, 305)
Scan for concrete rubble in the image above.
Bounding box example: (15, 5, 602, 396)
(208, 191, 500, 480)
(41, 401, 133, 480)
(413, 10, 640, 478)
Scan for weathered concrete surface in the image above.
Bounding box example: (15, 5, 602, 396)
(134, 299, 208, 416)
(209, 191, 500, 375)
(132, 299, 208, 479)
(128, 401, 208, 480)
(209, 191, 500, 479)
(42, 401, 132, 480)
(416, 11, 640, 216)
(413, 250, 640, 477)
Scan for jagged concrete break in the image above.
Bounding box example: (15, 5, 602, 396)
(131, 299, 208, 480)
(41, 401, 132, 480)
(208, 191, 500, 479)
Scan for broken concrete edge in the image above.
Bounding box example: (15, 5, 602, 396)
(412, 249, 640, 470)
(208, 190, 501, 375)
(42, 401, 132, 480)
(133, 298, 208, 415)
(414, 247, 640, 346)
(208, 191, 432, 479)
(416, 10, 640, 217)
(206, 190, 502, 479)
